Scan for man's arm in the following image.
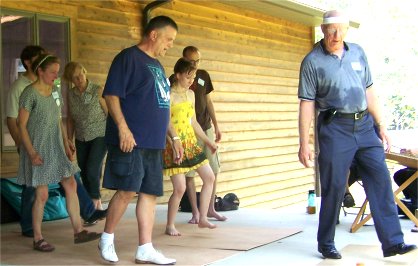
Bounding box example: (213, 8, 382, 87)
(298, 100, 315, 168)
(6, 117, 20, 147)
(366, 85, 391, 151)
(104, 95, 136, 152)
(206, 93, 221, 142)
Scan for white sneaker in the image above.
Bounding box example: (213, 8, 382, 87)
(135, 248, 176, 265)
(99, 240, 119, 263)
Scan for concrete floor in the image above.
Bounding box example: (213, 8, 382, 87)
(158, 201, 417, 266)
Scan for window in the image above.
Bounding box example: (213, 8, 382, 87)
(1, 9, 69, 151)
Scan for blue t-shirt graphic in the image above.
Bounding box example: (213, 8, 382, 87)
(103, 45, 170, 149)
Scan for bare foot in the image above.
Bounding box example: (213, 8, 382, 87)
(188, 216, 199, 224)
(208, 211, 227, 221)
(198, 219, 217, 229)
(165, 226, 181, 236)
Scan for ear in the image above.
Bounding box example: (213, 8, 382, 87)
(320, 24, 326, 34)
(150, 30, 158, 41)
(23, 59, 32, 70)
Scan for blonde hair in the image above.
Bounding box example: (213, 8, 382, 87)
(63, 61, 87, 82)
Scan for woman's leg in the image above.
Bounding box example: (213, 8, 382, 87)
(196, 165, 216, 229)
(33, 185, 49, 242)
(166, 174, 186, 236)
(61, 176, 83, 234)
(86, 137, 107, 209)
(185, 176, 200, 224)
(75, 139, 91, 194)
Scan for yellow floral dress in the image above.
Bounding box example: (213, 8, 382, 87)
(163, 101, 208, 176)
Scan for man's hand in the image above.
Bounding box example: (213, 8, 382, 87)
(215, 127, 222, 143)
(119, 125, 136, 153)
(298, 143, 314, 168)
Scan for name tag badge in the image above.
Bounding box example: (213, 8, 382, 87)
(52, 91, 61, 106)
(198, 78, 205, 86)
(351, 62, 362, 71)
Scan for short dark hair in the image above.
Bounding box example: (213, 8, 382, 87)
(20, 45, 46, 70)
(182, 46, 199, 57)
(174, 57, 196, 75)
(31, 54, 60, 76)
(143, 15, 178, 37)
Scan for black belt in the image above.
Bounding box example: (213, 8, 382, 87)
(336, 109, 368, 120)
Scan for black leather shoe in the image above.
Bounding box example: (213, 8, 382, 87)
(318, 246, 342, 259)
(22, 230, 34, 238)
(343, 193, 355, 208)
(383, 243, 417, 257)
(84, 209, 107, 226)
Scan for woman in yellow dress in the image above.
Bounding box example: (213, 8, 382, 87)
(163, 58, 217, 236)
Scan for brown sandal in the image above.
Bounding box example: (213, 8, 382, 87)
(74, 230, 102, 244)
(33, 239, 55, 252)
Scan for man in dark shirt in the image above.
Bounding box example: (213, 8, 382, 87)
(182, 46, 226, 223)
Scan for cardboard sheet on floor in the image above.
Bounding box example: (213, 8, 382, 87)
(149, 222, 302, 251)
(317, 244, 418, 266)
(1, 217, 301, 265)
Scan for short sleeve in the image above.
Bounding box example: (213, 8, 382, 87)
(298, 57, 317, 101)
(103, 50, 131, 99)
(6, 85, 20, 118)
(19, 87, 36, 113)
(203, 70, 214, 95)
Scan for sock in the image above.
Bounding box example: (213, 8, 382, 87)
(138, 242, 153, 253)
(101, 232, 114, 243)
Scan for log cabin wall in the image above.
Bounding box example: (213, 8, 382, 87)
(0, 0, 315, 208)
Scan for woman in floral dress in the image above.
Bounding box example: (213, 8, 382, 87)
(163, 58, 217, 236)
(17, 54, 100, 252)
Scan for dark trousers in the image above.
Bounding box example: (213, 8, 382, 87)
(317, 113, 404, 250)
(75, 137, 107, 199)
(20, 172, 95, 233)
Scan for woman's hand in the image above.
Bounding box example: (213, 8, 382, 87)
(171, 139, 184, 165)
(207, 141, 218, 154)
(29, 151, 43, 166)
(65, 145, 76, 161)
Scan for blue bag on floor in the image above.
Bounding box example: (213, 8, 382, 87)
(0, 178, 68, 221)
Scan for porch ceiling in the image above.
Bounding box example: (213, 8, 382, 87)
(222, 0, 360, 28)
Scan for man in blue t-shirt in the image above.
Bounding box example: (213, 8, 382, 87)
(298, 10, 416, 260)
(99, 16, 183, 265)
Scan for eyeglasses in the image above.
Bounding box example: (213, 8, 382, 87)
(325, 26, 348, 35)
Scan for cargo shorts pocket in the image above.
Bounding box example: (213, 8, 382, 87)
(110, 150, 134, 177)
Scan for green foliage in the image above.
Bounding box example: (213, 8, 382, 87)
(385, 94, 416, 130)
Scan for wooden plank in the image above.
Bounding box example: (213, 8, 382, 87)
(212, 91, 298, 104)
(221, 146, 299, 162)
(220, 120, 298, 132)
(215, 102, 298, 112)
(221, 128, 299, 142)
(216, 111, 297, 122)
(213, 83, 297, 95)
(76, 4, 141, 26)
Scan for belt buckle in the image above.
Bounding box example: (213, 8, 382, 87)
(354, 112, 360, 120)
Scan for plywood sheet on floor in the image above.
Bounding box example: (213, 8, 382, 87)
(317, 244, 418, 266)
(1, 217, 301, 265)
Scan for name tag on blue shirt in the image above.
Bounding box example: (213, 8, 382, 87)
(351, 62, 362, 71)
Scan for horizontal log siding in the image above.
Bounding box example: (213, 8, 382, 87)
(0, 0, 315, 208)
(155, 1, 315, 208)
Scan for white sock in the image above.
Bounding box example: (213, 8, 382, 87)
(101, 232, 114, 243)
(138, 242, 153, 253)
